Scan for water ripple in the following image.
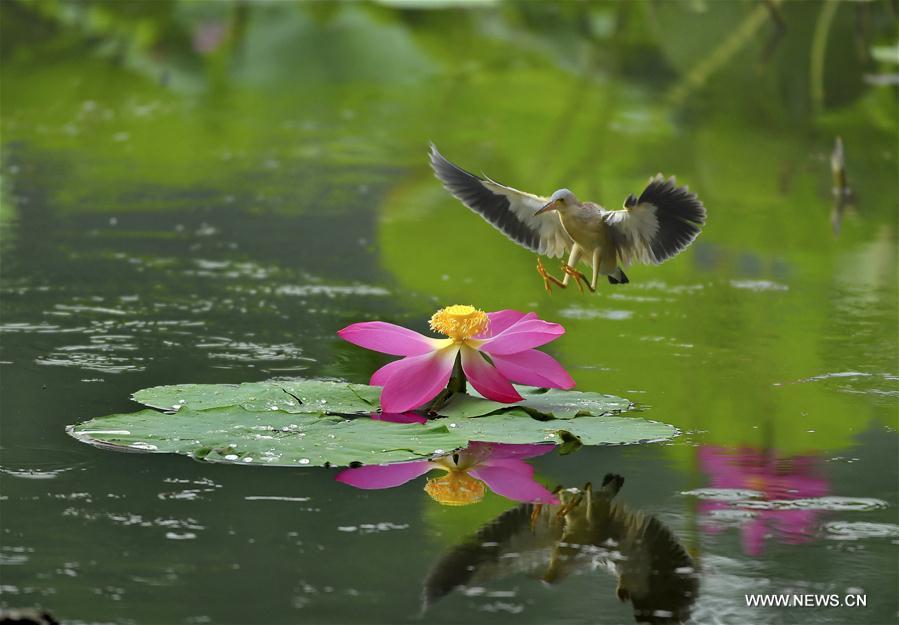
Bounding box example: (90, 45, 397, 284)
(275, 284, 389, 297)
(558, 307, 634, 321)
(729, 279, 789, 292)
(822, 521, 899, 541)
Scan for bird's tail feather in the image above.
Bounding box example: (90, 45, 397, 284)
(607, 267, 629, 285)
(600, 473, 625, 496)
(638, 175, 706, 264)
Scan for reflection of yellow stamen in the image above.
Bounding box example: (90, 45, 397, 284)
(429, 305, 488, 341)
(745, 475, 767, 492)
(424, 470, 486, 506)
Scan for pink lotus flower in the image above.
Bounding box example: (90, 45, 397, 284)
(338, 306, 574, 413)
(336, 441, 560, 506)
(698, 445, 829, 556)
(370, 411, 429, 425)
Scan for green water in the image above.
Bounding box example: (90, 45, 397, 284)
(1, 1, 897, 624)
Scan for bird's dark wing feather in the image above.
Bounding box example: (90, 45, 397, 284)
(429, 145, 572, 258)
(602, 174, 706, 266)
(422, 502, 563, 611)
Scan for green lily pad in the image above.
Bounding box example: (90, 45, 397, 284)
(132, 379, 379, 414)
(511, 387, 632, 419)
(67, 378, 675, 467)
(434, 394, 509, 419)
(438, 386, 632, 420)
(67, 409, 466, 467)
(444, 411, 676, 446)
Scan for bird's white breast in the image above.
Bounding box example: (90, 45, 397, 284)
(559, 208, 606, 253)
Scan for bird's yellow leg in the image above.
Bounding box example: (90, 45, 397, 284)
(584, 482, 593, 524)
(530, 503, 543, 531)
(562, 263, 584, 293)
(556, 491, 584, 518)
(562, 264, 595, 293)
(536, 258, 566, 294)
(553, 246, 585, 292)
(590, 248, 601, 292)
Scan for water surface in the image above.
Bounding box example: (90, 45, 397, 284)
(1, 2, 897, 624)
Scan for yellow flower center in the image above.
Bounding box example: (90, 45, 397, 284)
(429, 305, 489, 341)
(745, 475, 768, 493)
(424, 471, 486, 506)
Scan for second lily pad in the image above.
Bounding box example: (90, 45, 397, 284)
(445, 411, 675, 446)
(437, 386, 632, 420)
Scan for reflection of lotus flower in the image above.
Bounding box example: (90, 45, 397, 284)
(193, 21, 228, 54)
(698, 446, 829, 556)
(424, 471, 487, 506)
(335, 441, 559, 506)
(338, 306, 574, 413)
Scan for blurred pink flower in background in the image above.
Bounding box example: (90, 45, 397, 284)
(338, 305, 574, 413)
(698, 446, 829, 556)
(192, 21, 228, 55)
(336, 441, 559, 506)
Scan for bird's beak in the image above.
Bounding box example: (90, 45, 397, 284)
(535, 200, 558, 216)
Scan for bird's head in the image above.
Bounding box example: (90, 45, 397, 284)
(535, 188, 578, 215)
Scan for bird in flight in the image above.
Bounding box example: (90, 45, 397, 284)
(429, 145, 707, 294)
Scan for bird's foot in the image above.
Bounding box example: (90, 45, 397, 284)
(562, 264, 595, 293)
(537, 258, 565, 294)
(556, 491, 584, 518)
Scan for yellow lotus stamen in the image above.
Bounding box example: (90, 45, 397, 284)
(424, 471, 486, 506)
(746, 475, 768, 492)
(429, 305, 489, 341)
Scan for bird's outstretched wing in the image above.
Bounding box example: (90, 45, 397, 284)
(422, 502, 563, 611)
(602, 175, 706, 266)
(429, 145, 573, 258)
(605, 505, 699, 623)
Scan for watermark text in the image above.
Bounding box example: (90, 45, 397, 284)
(745, 594, 867, 608)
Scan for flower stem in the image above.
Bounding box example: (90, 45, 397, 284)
(425, 351, 466, 414)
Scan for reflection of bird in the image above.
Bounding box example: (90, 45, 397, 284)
(430, 145, 707, 293)
(423, 474, 698, 625)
